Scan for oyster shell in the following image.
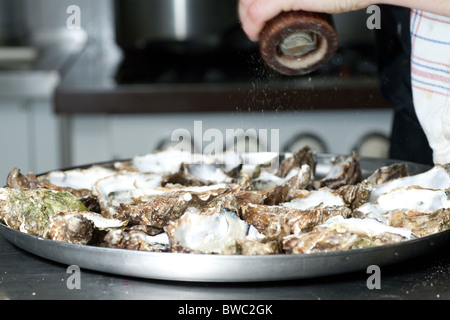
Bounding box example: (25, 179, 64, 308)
(388, 208, 450, 238)
(0, 188, 87, 237)
(369, 164, 450, 201)
(126, 149, 213, 174)
(356, 187, 450, 220)
(365, 163, 409, 186)
(47, 211, 126, 245)
(235, 236, 283, 255)
(283, 188, 347, 210)
(119, 186, 237, 234)
(164, 208, 252, 254)
(240, 198, 351, 238)
(6, 168, 40, 189)
(162, 163, 233, 186)
(101, 228, 170, 252)
(276, 146, 315, 178)
(37, 165, 116, 191)
(283, 216, 410, 254)
(92, 172, 163, 218)
(313, 152, 361, 189)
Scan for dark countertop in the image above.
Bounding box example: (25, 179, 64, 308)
(54, 76, 392, 114)
(1, 232, 449, 300)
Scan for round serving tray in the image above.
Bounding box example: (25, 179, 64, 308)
(1, 154, 448, 282)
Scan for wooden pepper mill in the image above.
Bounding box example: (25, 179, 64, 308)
(260, 11, 338, 76)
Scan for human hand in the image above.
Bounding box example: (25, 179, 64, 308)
(239, 0, 371, 41)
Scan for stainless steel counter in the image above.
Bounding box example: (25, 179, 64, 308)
(1, 232, 449, 300)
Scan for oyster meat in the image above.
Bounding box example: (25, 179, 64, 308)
(92, 172, 163, 218)
(126, 149, 213, 174)
(37, 165, 116, 191)
(369, 164, 450, 201)
(164, 208, 253, 254)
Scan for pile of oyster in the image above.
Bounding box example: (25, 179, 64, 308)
(1, 147, 449, 255)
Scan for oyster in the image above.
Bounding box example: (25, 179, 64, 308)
(162, 163, 233, 186)
(313, 152, 361, 189)
(47, 211, 126, 245)
(283, 188, 347, 210)
(48, 211, 93, 245)
(92, 172, 163, 218)
(329, 163, 409, 210)
(101, 228, 169, 252)
(283, 216, 410, 254)
(6, 168, 95, 199)
(37, 165, 116, 191)
(126, 149, 213, 174)
(276, 146, 315, 178)
(164, 208, 252, 254)
(356, 186, 450, 221)
(253, 166, 309, 191)
(6, 168, 40, 189)
(365, 163, 409, 186)
(355, 185, 450, 237)
(235, 235, 283, 255)
(119, 186, 237, 234)
(388, 208, 450, 237)
(0, 188, 87, 237)
(369, 164, 450, 201)
(240, 199, 351, 238)
(336, 181, 372, 210)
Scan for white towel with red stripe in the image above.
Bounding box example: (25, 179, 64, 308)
(410, 9, 450, 164)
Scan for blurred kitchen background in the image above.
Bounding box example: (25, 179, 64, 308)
(0, 0, 393, 181)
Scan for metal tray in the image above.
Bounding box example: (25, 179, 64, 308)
(1, 155, 449, 282)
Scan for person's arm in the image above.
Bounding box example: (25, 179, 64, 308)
(382, 0, 450, 17)
(239, 0, 450, 41)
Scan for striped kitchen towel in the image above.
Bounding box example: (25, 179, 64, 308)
(410, 9, 450, 164)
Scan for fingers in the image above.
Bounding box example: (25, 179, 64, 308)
(240, 0, 294, 41)
(238, 0, 368, 41)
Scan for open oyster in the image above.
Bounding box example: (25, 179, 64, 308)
(92, 172, 163, 218)
(313, 152, 361, 189)
(241, 201, 351, 238)
(48, 211, 126, 245)
(235, 164, 311, 206)
(162, 163, 233, 186)
(283, 216, 411, 254)
(37, 165, 116, 191)
(101, 228, 169, 252)
(388, 208, 450, 238)
(164, 208, 254, 254)
(369, 164, 450, 201)
(119, 186, 236, 234)
(121, 149, 213, 174)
